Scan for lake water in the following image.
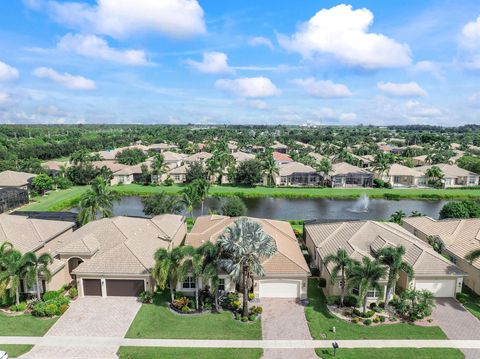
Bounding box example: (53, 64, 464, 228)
(107, 196, 448, 221)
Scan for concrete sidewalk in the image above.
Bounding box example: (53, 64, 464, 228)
(2, 336, 480, 349)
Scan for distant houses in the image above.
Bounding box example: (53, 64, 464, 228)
(329, 162, 373, 188)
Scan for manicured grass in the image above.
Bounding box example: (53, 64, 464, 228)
(0, 313, 58, 336)
(305, 280, 447, 340)
(315, 348, 464, 359)
(19, 186, 89, 212)
(117, 347, 263, 359)
(113, 184, 480, 200)
(462, 286, 480, 320)
(125, 292, 261, 340)
(0, 345, 33, 358)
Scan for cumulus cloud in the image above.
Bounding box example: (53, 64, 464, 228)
(403, 100, 442, 120)
(33, 67, 96, 90)
(185, 52, 234, 74)
(48, 0, 206, 39)
(0, 61, 19, 82)
(460, 16, 480, 69)
(377, 82, 427, 97)
(410, 61, 444, 80)
(57, 33, 149, 66)
(293, 78, 352, 98)
(0, 92, 10, 104)
(277, 4, 411, 69)
(215, 77, 280, 98)
(249, 36, 274, 50)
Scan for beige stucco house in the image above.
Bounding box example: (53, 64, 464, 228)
(418, 164, 479, 188)
(330, 162, 373, 188)
(56, 215, 186, 297)
(264, 161, 320, 187)
(305, 220, 464, 300)
(0, 170, 37, 190)
(382, 164, 426, 188)
(0, 214, 75, 295)
(184, 215, 310, 299)
(402, 216, 480, 295)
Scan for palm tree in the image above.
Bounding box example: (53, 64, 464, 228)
(192, 179, 210, 215)
(375, 245, 414, 305)
(0, 250, 32, 305)
(70, 149, 92, 166)
(426, 166, 444, 188)
(77, 176, 119, 225)
(181, 184, 199, 218)
(323, 249, 357, 307)
(373, 153, 393, 179)
(465, 249, 480, 263)
(317, 158, 333, 186)
(410, 211, 424, 217)
(151, 153, 169, 183)
(23, 252, 53, 300)
(0, 241, 13, 269)
(347, 257, 386, 314)
(218, 218, 277, 317)
(390, 210, 406, 224)
(261, 150, 279, 187)
(152, 246, 191, 303)
(181, 246, 204, 310)
(199, 241, 223, 311)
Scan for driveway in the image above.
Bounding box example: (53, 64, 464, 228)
(21, 296, 141, 359)
(431, 298, 480, 359)
(260, 298, 317, 359)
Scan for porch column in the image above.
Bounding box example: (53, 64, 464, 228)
(100, 278, 107, 297)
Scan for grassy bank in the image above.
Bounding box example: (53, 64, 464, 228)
(19, 183, 480, 212)
(462, 286, 480, 320)
(117, 347, 263, 359)
(0, 345, 33, 358)
(315, 348, 464, 359)
(0, 313, 58, 336)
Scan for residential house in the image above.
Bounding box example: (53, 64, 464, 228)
(0, 170, 37, 190)
(97, 145, 149, 161)
(147, 143, 178, 153)
(273, 151, 293, 165)
(227, 141, 238, 153)
(402, 216, 480, 295)
(418, 164, 479, 188)
(271, 141, 288, 154)
(232, 151, 254, 164)
(184, 215, 310, 299)
(264, 161, 320, 186)
(305, 220, 465, 300)
(41, 161, 69, 176)
(329, 162, 373, 188)
(351, 154, 373, 168)
(162, 151, 187, 170)
(183, 151, 213, 164)
(0, 213, 75, 295)
(92, 160, 151, 185)
(168, 164, 189, 183)
(412, 155, 428, 167)
(383, 164, 426, 188)
(308, 152, 326, 162)
(56, 215, 186, 297)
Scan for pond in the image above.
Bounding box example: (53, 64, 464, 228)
(104, 195, 448, 221)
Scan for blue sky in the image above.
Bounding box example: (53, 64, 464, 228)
(1, 0, 480, 126)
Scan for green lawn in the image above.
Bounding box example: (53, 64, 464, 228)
(19, 186, 89, 212)
(462, 286, 480, 320)
(117, 347, 263, 359)
(125, 292, 261, 340)
(305, 280, 447, 340)
(0, 313, 58, 336)
(315, 348, 464, 359)
(0, 345, 33, 358)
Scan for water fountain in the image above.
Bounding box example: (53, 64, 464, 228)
(347, 193, 370, 213)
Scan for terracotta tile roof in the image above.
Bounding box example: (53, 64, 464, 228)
(306, 220, 464, 277)
(0, 170, 36, 187)
(273, 151, 293, 162)
(186, 215, 310, 276)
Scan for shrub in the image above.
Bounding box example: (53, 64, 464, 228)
(318, 278, 326, 288)
(326, 295, 338, 306)
(343, 295, 359, 308)
(45, 303, 58, 317)
(373, 317, 380, 323)
(248, 293, 255, 301)
(364, 319, 372, 326)
(16, 302, 27, 311)
(353, 309, 374, 318)
(248, 314, 256, 321)
(310, 267, 320, 277)
(42, 291, 60, 301)
(378, 315, 386, 323)
(369, 302, 377, 310)
(250, 306, 263, 315)
(373, 178, 385, 188)
(31, 302, 46, 317)
(235, 312, 241, 320)
(456, 292, 469, 305)
(384, 193, 400, 200)
(181, 305, 190, 313)
(139, 291, 154, 304)
(352, 316, 360, 324)
(221, 196, 247, 217)
(59, 303, 69, 315)
(241, 316, 248, 322)
(163, 177, 174, 186)
(9, 304, 17, 312)
(172, 297, 190, 310)
(378, 302, 385, 309)
(68, 287, 78, 298)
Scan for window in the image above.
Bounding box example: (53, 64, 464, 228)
(218, 278, 225, 291)
(280, 176, 287, 183)
(351, 287, 359, 295)
(182, 276, 195, 289)
(367, 288, 379, 298)
(393, 176, 401, 184)
(469, 176, 477, 185)
(174, 175, 181, 181)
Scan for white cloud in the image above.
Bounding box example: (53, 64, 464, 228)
(377, 82, 427, 97)
(410, 61, 444, 80)
(215, 77, 280, 98)
(48, 0, 206, 39)
(339, 112, 357, 121)
(185, 51, 234, 74)
(277, 4, 411, 69)
(249, 36, 274, 50)
(57, 33, 149, 66)
(293, 78, 352, 98)
(33, 67, 96, 90)
(404, 100, 442, 120)
(468, 92, 480, 107)
(0, 92, 10, 104)
(461, 15, 480, 49)
(0, 61, 19, 82)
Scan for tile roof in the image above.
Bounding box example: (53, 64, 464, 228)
(0, 170, 36, 187)
(306, 220, 464, 277)
(273, 151, 293, 162)
(278, 161, 317, 176)
(417, 164, 478, 178)
(186, 215, 310, 276)
(184, 151, 213, 163)
(388, 164, 425, 177)
(232, 151, 254, 163)
(330, 162, 372, 176)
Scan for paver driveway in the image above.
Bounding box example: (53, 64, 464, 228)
(21, 296, 141, 359)
(431, 298, 480, 359)
(260, 298, 317, 359)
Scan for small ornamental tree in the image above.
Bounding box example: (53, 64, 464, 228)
(234, 159, 262, 186)
(31, 174, 54, 195)
(221, 196, 247, 217)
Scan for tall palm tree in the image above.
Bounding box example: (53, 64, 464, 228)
(0, 241, 13, 269)
(317, 158, 333, 186)
(199, 241, 223, 311)
(0, 250, 32, 305)
(375, 245, 414, 305)
(465, 249, 480, 263)
(218, 218, 277, 317)
(347, 257, 386, 314)
(373, 153, 393, 179)
(70, 149, 92, 166)
(192, 179, 210, 215)
(151, 153, 169, 183)
(181, 246, 204, 310)
(23, 252, 53, 300)
(181, 184, 199, 218)
(261, 150, 279, 187)
(152, 246, 191, 303)
(77, 176, 119, 225)
(389, 210, 406, 224)
(323, 249, 357, 307)
(426, 166, 444, 188)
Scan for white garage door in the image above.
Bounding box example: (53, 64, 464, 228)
(258, 280, 300, 298)
(415, 279, 455, 297)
